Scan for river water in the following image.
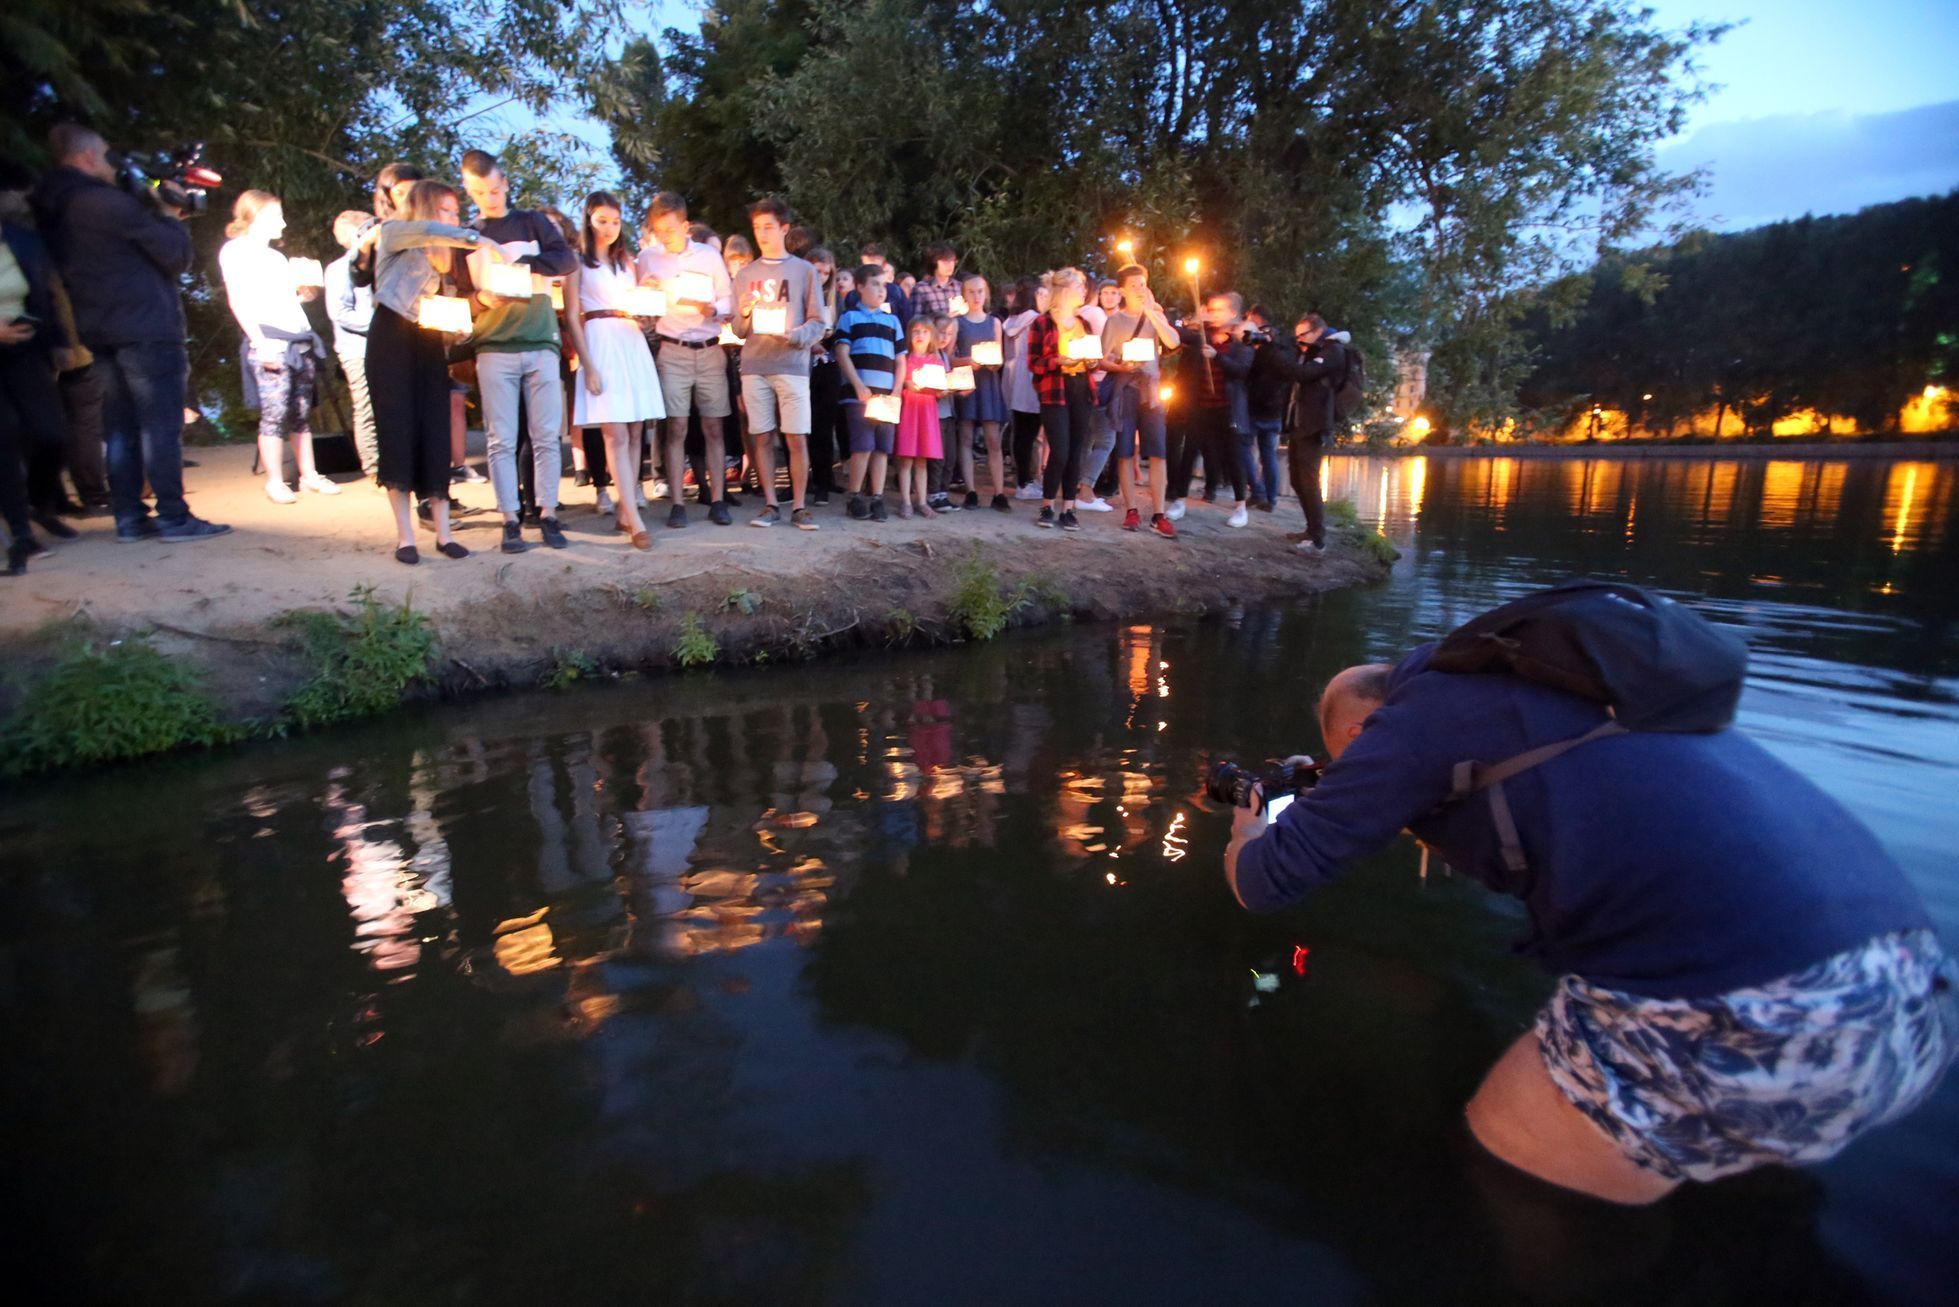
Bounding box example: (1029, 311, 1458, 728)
(2, 456, 1954, 1304)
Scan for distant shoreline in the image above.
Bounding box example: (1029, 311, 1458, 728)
(1380, 439, 1957, 461)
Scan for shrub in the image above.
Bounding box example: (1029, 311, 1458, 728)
(946, 548, 1027, 641)
(674, 613, 718, 668)
(722, 587, 762, 615)
(1325, 499, 1360, 529)
(282, 585, 435, 729)
(633, 587, 661, 613)
(543, 647, 599, 690)
(2, 637, 233, 775)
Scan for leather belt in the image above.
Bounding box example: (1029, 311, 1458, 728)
(583, 310, 633, 322)
(656, 336, 717, 350)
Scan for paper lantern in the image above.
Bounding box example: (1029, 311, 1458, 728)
(1063, 334, 1104, 362)
(1159, 383, 1176, 403)
(1121, 337, 1157, 364)
(948, 296, 970, 317)
(911, 362, 947, 391)
(627, 286, 667, 318)
(669, 271, 714, 305)
(865, 394, 901, 425)
(751, 303, 789, 336)
(970, 340, 1003, 367)
(482, 262, 534, 300)
(718, 322, 741, 346)
(548, 282, 565, 311)
(948, 366, 977, 393)
(416, 296, 472, 334)
(287, 257, 324, 288)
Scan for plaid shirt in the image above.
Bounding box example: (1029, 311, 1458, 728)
(1025, 312, 1093, 407)
(910, 275, 958, 320)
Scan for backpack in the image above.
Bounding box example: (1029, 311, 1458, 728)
(1426, 580, 1749, 874)
(1334, 342, 1365, 419)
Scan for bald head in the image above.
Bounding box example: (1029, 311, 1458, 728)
(50, 125, 113, 181)
(1318, 664, 1392, 761)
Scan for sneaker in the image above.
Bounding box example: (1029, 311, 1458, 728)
(540, 516, 567, 549)
(962, 491, 980, 510)
(300, 473, 342, 496)
(1167, 500, 1187, 522)
(792, 507, 819, 531)
(501, 522, 528, 553)
(813, 488, 832, 506)
(632, 487, 649, 509)
(651, 480, 669, 501)
(573, 469, 592, 488)
(115, 517, 162, 544)
(991, 494, 1011, 513)
(156, 515, 231, 542)
(1015, 483, 1043, 501)
(1036, 506, 1055, 529)
(1122, 507, 1141, 532)
(454, 464, 488, 484)
(1227, 504, 1249, 528)
(1295, 537, 1325, 553)
(869, 497, 888, 522)
(31, 511, 79, 540)
(668, 503, 688, 530)
(598, 490, 618, 516)
(709, 500, 733, 526)
(847, 494, 870, 521)
(265, 480, 298, 504)
(1255, 499, 1275, 513)
(1059, 509, 1080, 532)
(1077, 495, 1113, 513)
(1152, 513, 1177, 539)
(750, 505, 780, 528)
(932, 494, 953, 511)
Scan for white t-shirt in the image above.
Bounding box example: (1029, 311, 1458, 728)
(219, 239, 310, 354)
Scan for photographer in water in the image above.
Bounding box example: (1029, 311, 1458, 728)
(31, 125, 228, 541)
(1220, 583, 1954, 1205)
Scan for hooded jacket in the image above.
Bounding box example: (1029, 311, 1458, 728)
(1285, 330, 1349, 441)
(29, 165, 193, 350)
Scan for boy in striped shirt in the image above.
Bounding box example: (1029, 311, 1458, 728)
(834, 266, 903, 521)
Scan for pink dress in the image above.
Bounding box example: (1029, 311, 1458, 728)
(894, 353, 945, 459)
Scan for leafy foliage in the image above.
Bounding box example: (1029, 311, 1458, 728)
(946, 548, 1027, 642)
(674, 613, 719, 668)
(281, 585, 435, 729)
(722, 587, 763, 615)
(2, 637, 233, 775)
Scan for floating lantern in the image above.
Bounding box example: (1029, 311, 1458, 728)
(482, 262, 534, 300)
(970, 340, 1003, 367)
(287, 257, 324, 288)
(668, 271, 714, 305)
(948, 296, 970, 316)
(751, 303, 789, 336)
(865, 394, 901, 425)
(416, 295, 472, 334)
(1064, 334, 1104, 362)
(717, 322, 741, 346)
(1121, 337, 1157, 364)
(626, 285, 667, 318)
(911, 362, 947, 391)
(948, 366, 977, 392)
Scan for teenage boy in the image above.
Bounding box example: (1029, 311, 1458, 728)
(1170, 292, 1254, 527)
(910, 242, 959, 319)
(851, 242, 912, 328)
(638, 191, 737, 527)
(730, 198, 828, 530)
(832, 267, 902, 522)
(1101, 265, 1183, 537)
(457, 149, 578, 552)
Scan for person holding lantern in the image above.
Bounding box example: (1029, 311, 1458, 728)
(730, 197, 827, 531)
(951, 273, 1011, 511)
(1025, 267, 1097, 531)
(1100, 263, 1182, 537)
(638, 191, 737, 528)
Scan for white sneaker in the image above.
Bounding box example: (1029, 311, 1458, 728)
(1166, 499, 1186, 521)
(1227, 504, 1249, 528)
(1015, 483, 1044, 500)
(265, 480, 298, 504)
(299, 473, 341, 496)
(1295, 538, 1325, 553)
(632, 486, 648, 509)
(1077, 495, 1113, 513)
(596, 489, 615, 515)
(651, 480, 670, 500)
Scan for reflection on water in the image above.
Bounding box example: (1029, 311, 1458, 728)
(1, 457, 1955, 1303)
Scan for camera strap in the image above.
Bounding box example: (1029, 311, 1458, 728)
(1447, 720, 1627, 875)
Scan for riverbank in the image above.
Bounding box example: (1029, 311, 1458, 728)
(1, 444, 1391, 756)
(1400, 437, 1956, 460)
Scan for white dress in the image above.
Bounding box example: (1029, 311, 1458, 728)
(573, 258, 667, 425)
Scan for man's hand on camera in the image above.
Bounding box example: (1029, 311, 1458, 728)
(1231, 782, 1269, 843)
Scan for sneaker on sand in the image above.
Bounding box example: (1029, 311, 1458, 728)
(1166, 500, 1187, 521)
(709, 500, 733, 526)
(991, 494, 1011, 513)
(1152, 513, 1177, 539)
(1036, 506, 1055, 528)
(750, 505, 780, 528)
(1295, 537, 1325, 553)
(595, 489, 615, 516)
(1227, 504, 1249, 528)
(847, 495, 870, 521)
(1122, 507, 1141, 531)
(540, 517, 567, 549)
(157, 515, 231, 542)
(1015, 483, 1044, 500)
(115, 518, 162, 544)
(501, 521, 528, 553)
(963, 491, 980, 509)
(1059, 509, 1081, 532)
(1077, 496, 1113, 513)
(792, 507, 819, 531)
(300, 473, 341, 496)
(668, 503, 688, 529)
(869, 497, 888, 522)
(265, 480, 297, 504)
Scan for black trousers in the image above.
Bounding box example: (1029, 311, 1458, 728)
(1288, 434, 1326, 546)
(1011, 409, 1042, 489)
(60, 362, 107, 503)
(1039, 374, 1094, 502)
(809, 360, 842, 493)
(1171, 407, 1244, 503)
(0, 345, 67, 535)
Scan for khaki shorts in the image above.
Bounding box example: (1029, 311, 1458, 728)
(741, 372, 813, 435)
(654, 340, 732, 419)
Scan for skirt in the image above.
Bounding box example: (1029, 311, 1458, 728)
(368, 304, 452, 501)
(954, 367, 1010, 424)
(574, 317, 667, 426)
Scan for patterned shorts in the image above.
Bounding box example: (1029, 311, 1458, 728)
(1536, 930, 1958, 1182)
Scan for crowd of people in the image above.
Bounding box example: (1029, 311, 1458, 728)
(0, 132, 1362, 573)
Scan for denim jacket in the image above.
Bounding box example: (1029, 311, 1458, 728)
(324, 250, 373, 354)
(372, 220, 483, 320)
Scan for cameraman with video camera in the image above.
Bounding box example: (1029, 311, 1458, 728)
(30, 125, 228, 542)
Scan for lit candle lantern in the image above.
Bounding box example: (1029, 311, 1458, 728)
(1064, 334, 1104, 362)
(417, 295, 473, 334)
(547, 281, 565, 311)
(948, 296, 970, 316)
(1159, 383, 1176, 404)
(669, 271, 714, 304)
(717, 322, 741, 346)
(1121, 337, 1157, 364)
(970, 340, 1003, 367)
(287, 257, 324, 288)
(912, 362, 947, 391)
(751, 303, 789, 336)
(865, 394, 902, 425)
(948, 366, 977, 392)
(482, 262, 534, 300)
(627, 285, 667, 318)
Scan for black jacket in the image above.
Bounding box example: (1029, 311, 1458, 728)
(29, 166, 193, 349)
(1246, 337, 1309, 421)
(1285, 334, 1348, 441)
(1, 220, 61, 355)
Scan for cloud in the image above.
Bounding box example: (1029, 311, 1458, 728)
(1658, 100, 1959, 231)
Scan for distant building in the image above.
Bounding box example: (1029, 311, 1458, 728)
(1391, 350, 1427, 420)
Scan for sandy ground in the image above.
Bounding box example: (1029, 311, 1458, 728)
(1, 442, 1386, 716)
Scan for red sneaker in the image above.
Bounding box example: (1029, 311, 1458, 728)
(1151, 513, 1176, 539)
(1122, 507, 1141, 531)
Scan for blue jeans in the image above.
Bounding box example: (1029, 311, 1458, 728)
(1241, 418, 1282, 506)
(98, 340, 189, 527)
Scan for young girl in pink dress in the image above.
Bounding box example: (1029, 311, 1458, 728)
(893, 317, 947, 518)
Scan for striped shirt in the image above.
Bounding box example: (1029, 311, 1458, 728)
(835, 305, 901, 399)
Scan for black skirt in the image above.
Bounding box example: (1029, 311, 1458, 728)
(367, 304, 452, 501)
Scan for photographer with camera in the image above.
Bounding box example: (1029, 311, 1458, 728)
(1219, 583, 1954, 1206)
(1285, 313, 1348, 553)
(30, 125, 228, 542)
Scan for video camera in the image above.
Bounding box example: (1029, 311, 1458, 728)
(1206, 756, 1323, 819)
(1240, 325, 1274, 346)
(116, 142, 222, 216)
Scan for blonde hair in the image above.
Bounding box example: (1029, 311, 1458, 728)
(332, 209, 370, 249)
(1049, 266, 1086, 293)
(226, 190, 279, 239)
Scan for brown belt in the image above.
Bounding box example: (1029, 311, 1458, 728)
(583, 309, 634, 322)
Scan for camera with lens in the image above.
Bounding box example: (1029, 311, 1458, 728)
(1240, 326, 1274, 346)
(116, 142, 223, 216)
(1206, 757, 1323, 810)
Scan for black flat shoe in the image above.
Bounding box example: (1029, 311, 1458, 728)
(394, 545, 420, 565)
(438, 540, 469, 559)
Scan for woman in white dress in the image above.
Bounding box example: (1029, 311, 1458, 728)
(561, 191, 665, 549)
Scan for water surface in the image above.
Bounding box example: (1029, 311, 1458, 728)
(3, 455, 1954, 1303)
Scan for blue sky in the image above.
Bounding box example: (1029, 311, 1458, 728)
(512, 0, 1959, 233)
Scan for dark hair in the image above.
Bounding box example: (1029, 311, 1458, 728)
(1007, 274, 1042, 313)
(687, 221, 717, 245)
(853, 263, 885, 286)
(724, 233, 756, 261)
(402, 180, 461, 222)
(785, 223, 816, 257)
(1114, 263, 1149, 284)
(1298, 311, 1328, 331)
(925, 240, 956, 265)
(460, 149, 499, 179)
(859, 241, 888, 260)
(649, 190, 688, 220)
(1246, 302, 1269, 325)
(581, 191, 631, 272)
(747, 196, 791, 224)
(374, 162, 424, 218)
(539, 205, 578, 248)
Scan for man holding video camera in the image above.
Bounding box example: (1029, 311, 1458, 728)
(1220, 583, 1953, 1206)
(31, 125, 228, 542)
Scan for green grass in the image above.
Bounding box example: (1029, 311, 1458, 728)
(675, 613, 718, 668)
(281, 585, 436, 729)
(2, 637, 235, 775)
